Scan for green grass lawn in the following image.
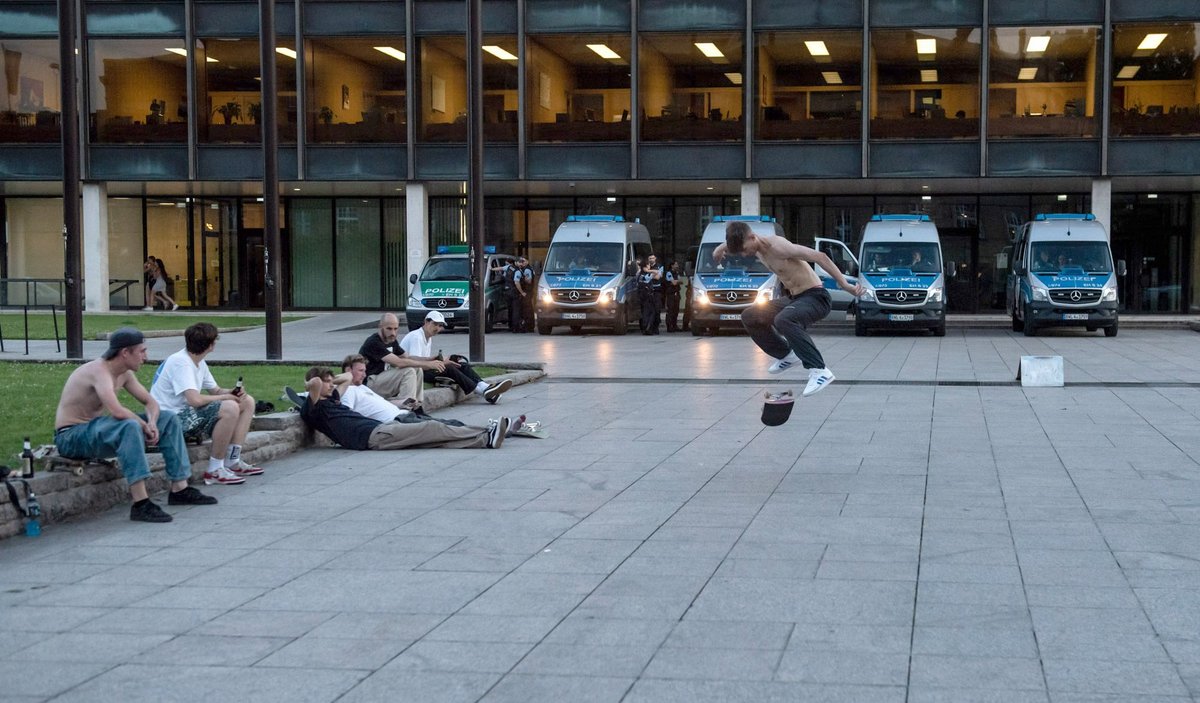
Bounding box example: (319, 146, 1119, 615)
(0, 313, 309, 341)
(0, 361, 505, 462)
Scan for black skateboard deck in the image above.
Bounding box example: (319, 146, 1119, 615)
(761, 390, 795, 426)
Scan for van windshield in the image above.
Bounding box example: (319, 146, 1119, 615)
(544, 242, 623, 274)
(696, 243, 772, 275)
(862, 243, 941, 273)
(1029, 241, 1112, 274)
(420, 257, 469, 281)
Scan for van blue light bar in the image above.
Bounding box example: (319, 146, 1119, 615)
(435, 245, 496, 254)
(870, 214, 931, 222)
(713, 215, 775, 223)
(566, 215, 624, 222)
(1034, 213, 1095, 221)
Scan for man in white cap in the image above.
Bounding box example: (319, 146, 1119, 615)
(399, 311, 512, 403)
(53, 327, 218, 523)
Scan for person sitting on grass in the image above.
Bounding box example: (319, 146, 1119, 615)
(53, 327, 217, 523)
(399, 311, 512, 404)
(150, 322, 265, 486)
(296, 366, 509, 451)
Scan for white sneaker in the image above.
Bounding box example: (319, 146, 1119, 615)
(141, 306, 153, 311)
(768, 352, 801, 374)
(803, 368, 836, 397)
(203, 466, 246, 485)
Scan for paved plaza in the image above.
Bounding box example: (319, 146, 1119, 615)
(3, 318, 1200, 701)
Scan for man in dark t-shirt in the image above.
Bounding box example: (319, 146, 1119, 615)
(359, 313, 443, 406)
(300, 367, 508, 450)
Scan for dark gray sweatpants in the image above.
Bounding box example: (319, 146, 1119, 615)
(741, 286, 832, 370)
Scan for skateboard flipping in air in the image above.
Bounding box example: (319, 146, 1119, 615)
(761, 390, 795, 426)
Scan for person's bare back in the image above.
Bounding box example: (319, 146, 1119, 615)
(754, 234, 822, 294)
(55, 360, 130, 429)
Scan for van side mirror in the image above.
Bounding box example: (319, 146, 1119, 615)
(1117, 259, 1127, 277)
(1013, 263, 1026, 276)
(409, 273, 418, 284)
(684, 261, 695, 277)
(945, 262, 957, 279)
(533, 260, 542, 276)
(625, 261, 638, 277)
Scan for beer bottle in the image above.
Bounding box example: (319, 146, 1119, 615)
(20, 437, 34, 479)
(234, 376, 244, 396)
(436, 350, 444, 361)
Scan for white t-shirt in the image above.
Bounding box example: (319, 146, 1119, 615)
(399, 328, 434, 359)
(340, 384, 403, 423)
(150, 349, 218, 414)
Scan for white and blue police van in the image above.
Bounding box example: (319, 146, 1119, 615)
(1006, 213, 1121, 337)
(853, 214, 948, 337)
(406, 245, 515, 332)
(535, 215, 652, 335)
(688, 216, 780, 336)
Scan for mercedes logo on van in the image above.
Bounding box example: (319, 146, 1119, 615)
(568, 290, 580, 301)
(438, 299, 447, 308)
(896, 291, 908, 302)
(1070, 290, 1082, 302)
(726, 291, 739, 303)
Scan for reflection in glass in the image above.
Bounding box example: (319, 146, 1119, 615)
(861, 242, 942, 273)
(988, 27, 1099, 138)
(1029, 241, 1112, 273)
(527, 35, 630, 142)
(418, 36, 518, 142)
(640, 33, 743, 141)
(1111, 23, 1200, 136)
(308, 39, 407, 143)
(756, 31, 861, 140)
(88, 40, 187, 143)
(1, 40, 62, 143)
(871, 28, 980, 139)
(696, 243, 770, 274)
(544, 241, 624, 273)
(197, 38, 297, 143)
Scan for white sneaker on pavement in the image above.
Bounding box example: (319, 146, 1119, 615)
(768, 352, 801, 374)
(802, 368, 836, 397)
(203, 466, 246, 485)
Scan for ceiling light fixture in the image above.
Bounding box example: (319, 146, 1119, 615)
(275, 47, 296, 59)
(1025, 36, 1050, 53)
(804, 40, 829, 57)
(821, 71, 842, 85)
(916, 38, 937, 55)
(482, 45, 517, 61)
(373, 46, 406, 61)
(724, 72, 742, 85)
(1018, 67, 1038, 80)
(587, 44, 621, 60)
(920, 69, 938, 82)
(695, 42, 724, 59)
(1116, 65, 1140, 79)
(1137, 33, 1167, 51)
(166, 48, 218, 63)
(1057, 194, 1068, 201)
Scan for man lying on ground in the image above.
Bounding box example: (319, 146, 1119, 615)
(297, 366, 508, 450)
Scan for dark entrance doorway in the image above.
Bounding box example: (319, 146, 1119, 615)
(940, 227, 979, 313)
(1110, 194, 1190, 313)
(238, 230, 266, 308)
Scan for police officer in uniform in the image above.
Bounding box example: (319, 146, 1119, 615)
(498, 258, 525, 333)
(638, 254, 664, 335)
(514, 258, 534, 332)
(664, 261, 683, 332)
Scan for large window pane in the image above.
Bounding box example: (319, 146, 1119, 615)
(88, 40, 187, 143)
(335, 198, 381, 307)
(1111, 23, 1200, 137)
(383, 199, 407, 309)
(308, 38, 406, 144)
(417, 36, 518, 142)
(988, 27, 1099, 138)
(528, 35, 630, 142)
(640, 33, 743, 141)
(756, 30, 861, 140)
(145, 199, 189, 307)
(1, 40, 61, 143)
(290, 200, 334, 307)
(108, 198, 146, 306)
(870, 28, 980, 139)
(197, 38, 297, 143)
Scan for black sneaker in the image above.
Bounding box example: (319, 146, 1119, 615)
(483, 379, 513, 404)
(168, 486, 219, 506)
(486, 417, 510, 449)
(130, 500, 173, 523)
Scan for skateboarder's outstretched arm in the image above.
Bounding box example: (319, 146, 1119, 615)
(768, 238, 864, 297)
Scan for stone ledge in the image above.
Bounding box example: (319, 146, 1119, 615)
(0, 367, 545, 540)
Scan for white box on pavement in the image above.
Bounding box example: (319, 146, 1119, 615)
(1019, 355, 1064, 387)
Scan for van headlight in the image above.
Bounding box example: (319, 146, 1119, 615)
(1101, 285, 1118, 302)
(693, 285, 707, 306)
(408, 295, 421, 307)
(538, 283, 551, 304)
(860, 287, 876, 301)
(927, 286, 943, 303)
(1031, 287, 1049, 302)
(600, 289, 616, 304)
(755, 289, 772, 305)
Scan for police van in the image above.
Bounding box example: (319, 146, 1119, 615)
(535, 215, 652, 335)
(851, 214, 948, 337)
(406, 246, 515, 331)
(1006, 213, 1121, 337)
(688, 216, 779, 336)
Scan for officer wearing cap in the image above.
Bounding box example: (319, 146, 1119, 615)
(53, 327, 218, 523)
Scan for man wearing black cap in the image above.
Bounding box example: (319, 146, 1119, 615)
(53, 327, 218, 523)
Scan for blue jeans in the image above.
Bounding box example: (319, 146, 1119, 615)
(55, 411, 191, 486)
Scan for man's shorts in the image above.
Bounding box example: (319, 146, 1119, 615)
(176, 402, 223, 441)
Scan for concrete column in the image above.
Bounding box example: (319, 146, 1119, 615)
(405, 182, 430, 298)
(1091, 178, 1112, 240)
(82, 182, 109, 312)
(740, 181, 760, 216)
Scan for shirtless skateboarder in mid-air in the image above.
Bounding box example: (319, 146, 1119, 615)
(713, 220, 863, 398)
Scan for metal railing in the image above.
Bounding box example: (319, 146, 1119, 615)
(0, 278, 141, 309)
(0, 305, 61, 355)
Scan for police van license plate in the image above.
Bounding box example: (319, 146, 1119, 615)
(1062, 313, 1088, 321)
(889, 314, 915, 322)
(442, 312, 454, 318)
(563, 313, 586, 320)
(720, 314, 740, 321)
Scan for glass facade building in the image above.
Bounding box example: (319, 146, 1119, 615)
(1, 0, 1198, 313)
